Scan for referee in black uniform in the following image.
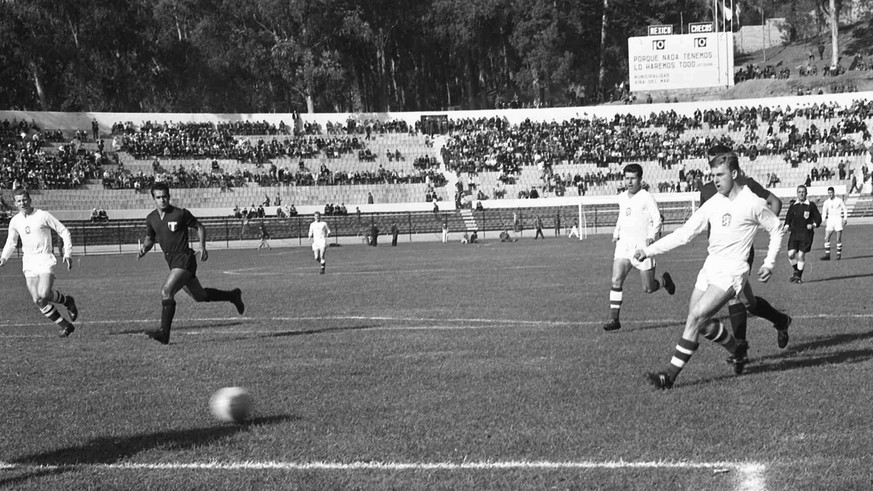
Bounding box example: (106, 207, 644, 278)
(784, 184, 822, 284)
(138, 182, 245, 344)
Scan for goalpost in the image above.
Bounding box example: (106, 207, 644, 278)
(575, 201, 591, 240)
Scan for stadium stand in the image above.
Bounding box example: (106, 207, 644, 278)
(1, 92, 872, 240)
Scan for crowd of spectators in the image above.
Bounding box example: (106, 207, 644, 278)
(1, 122, 105, 191)
(441, 99, 873, 195)
(735, 64, 791, 82)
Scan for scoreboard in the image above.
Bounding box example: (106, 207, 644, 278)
(627, 32, 734, 92)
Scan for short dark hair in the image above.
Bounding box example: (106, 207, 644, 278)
(709, 152, 740, 173)
(623, 163, 643, 179)
(827, 186, 835, 192)
(707, 144, 733, 157)
(12, 188, 30, 199)
(797, 185, 807, 191)
(150, 182, 170, 198)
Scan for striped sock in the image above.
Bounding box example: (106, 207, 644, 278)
(666, 337, 699, 380)
(836, 242, 842, 257)
(823, 241, 830, 255)
(609, 288, 622, 320)
(701, 319, 736, 353)
(51, 290, 67, 305)
(40, 304, 72, 329)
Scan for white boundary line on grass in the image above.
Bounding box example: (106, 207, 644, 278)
(0, 460, 767, 490)
(1, 312, 872, 332)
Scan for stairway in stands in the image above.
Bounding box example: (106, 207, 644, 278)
(459, 209, 479, 231)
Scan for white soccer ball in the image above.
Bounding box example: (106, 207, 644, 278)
(209, 387, 253, 423)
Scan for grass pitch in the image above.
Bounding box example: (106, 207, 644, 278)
(2, 229, 873, 490)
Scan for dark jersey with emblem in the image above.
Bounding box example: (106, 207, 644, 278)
(145, 205, 197, 254)
(784, 200, 822, 240)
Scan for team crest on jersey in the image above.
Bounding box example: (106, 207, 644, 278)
(721, 214, 731, 227)
(803, 211, 810, 219)
(167, 221, 178, 232)
(625, 207, 631, 216)
(24, 226, 31, 234)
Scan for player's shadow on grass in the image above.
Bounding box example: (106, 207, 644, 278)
(627, 320, 686, 332)
(749, 330, 873, 372)
(685, 331, 873, 387)
(800, 271, 873, 283)
(113, 320, 249, 336)
(263, 323, 380, 338)
(3, 414, 296, 486)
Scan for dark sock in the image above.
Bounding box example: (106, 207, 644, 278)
(204, 287, 235, 302)
(161, 298, 176, 335)
(748, 297, 785, 326)
(729, 303, 747, 341)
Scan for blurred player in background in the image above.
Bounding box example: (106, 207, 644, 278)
(820, 186, 847, 261)
(603, 163, 675, 332)
(257, 222, 271, 251)
(784, 185, 822, 283)
(309, 211, 330, 274)
(0, 188, 79, 337)
(138, 182, 245, 344)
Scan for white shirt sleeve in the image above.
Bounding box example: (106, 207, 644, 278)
(643, 204, 710, 257)
(45, 212, 73, 259)
(1, 223, 19, 261)
(646, 193, 662, 241)
(756, 204, 784, 270)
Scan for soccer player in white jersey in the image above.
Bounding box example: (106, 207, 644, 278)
(634, 152, 784, 389)
(820, 186, 847, 260)
(0, 188, 79, 337)
(603, 164, 675, 332)
(308, 211, 331, 274)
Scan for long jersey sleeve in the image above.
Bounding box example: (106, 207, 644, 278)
(2, 209, 73, 261)
(644, 185, 783, 270)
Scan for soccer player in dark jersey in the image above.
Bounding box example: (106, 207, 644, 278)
(700, 145, 792, 352)
(138, 182, 245, 344)
(784, 184, 822, 284)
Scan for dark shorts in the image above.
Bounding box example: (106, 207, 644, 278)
(747, 245, 755, 268)
(164, 250, 198, 276)
(787, 237, 813, 253)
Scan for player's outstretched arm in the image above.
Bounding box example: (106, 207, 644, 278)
(194, 221, 209, 261)
(138, 237, 155, 260)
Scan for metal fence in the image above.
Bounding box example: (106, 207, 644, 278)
(0, 201, 701, 255)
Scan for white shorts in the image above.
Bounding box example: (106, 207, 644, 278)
(825, 220, 844, 232)
(312, 240, 327, 253)
(614, 239, 654, 271)
(22, 253, 58, 278)
(694, 256, 749, 297)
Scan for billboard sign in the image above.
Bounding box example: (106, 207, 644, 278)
(688, 22, 714, 33)
(627, 32, 734, 91)
(647, 25, 674, 36)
